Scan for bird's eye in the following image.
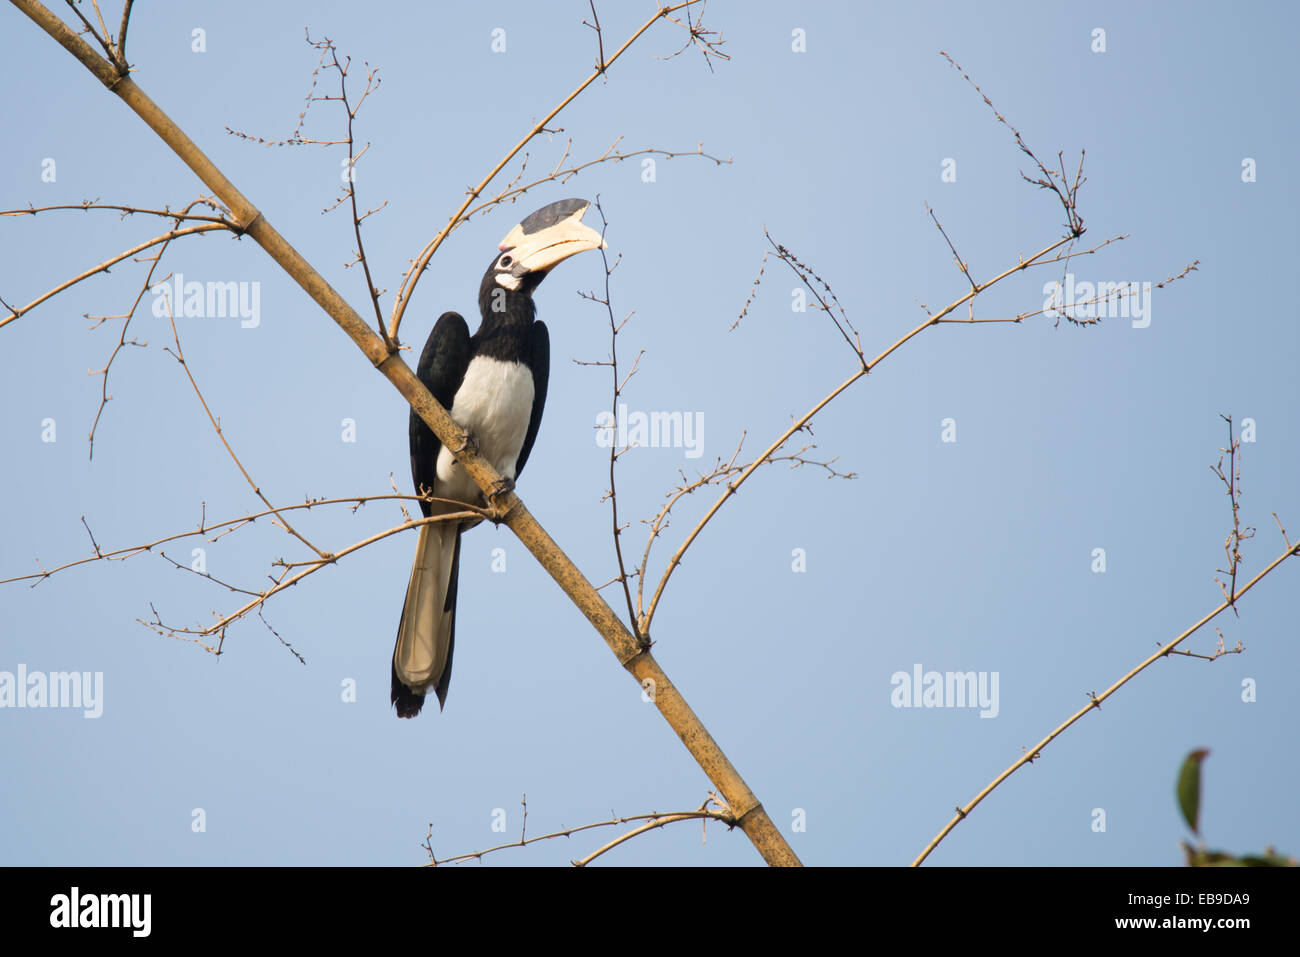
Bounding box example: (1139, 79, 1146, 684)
(499, 255, 513, 268)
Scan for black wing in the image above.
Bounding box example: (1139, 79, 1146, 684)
(514, 319, 550, 478)
(410, 311, 472, 516)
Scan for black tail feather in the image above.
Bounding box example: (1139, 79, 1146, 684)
(391, 658, 426, 719)
(431, 528, 461, 710)
(391, 527, 462, 718)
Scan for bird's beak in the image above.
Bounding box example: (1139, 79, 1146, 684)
(498, 198, 606, 275)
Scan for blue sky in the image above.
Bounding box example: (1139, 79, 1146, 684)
(1, 0, 1297, 866)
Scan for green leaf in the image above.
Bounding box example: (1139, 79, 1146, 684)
(1177, 749, 1210, 835)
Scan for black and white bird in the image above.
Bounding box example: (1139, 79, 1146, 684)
(392, 198, 605, 718)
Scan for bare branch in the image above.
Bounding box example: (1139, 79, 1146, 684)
(641, 227, 1088, 635)
(658, 0, 730, 73)
(1, 492, 483, 587)
(115, 0, 133, 67)
(633, 436, 853, 630)
(424, 792, 735, 866)
(2, 198, 231, 222)
(578, 198, 640, 634)
(159, 302, 329, 561)
(913, 434, 1299, 864)
(143, 508, 480, 654)
(572, 794, 733, 866)
(85, 198, 226, 458)
(1211, 414, 1256, 614)
(1166, 626, 1243, 662)
(582, 0, 606, 74)
(226, 33, 389, 346)
(63, 0, 112, 59)
(940, 50, 1084, 237)
(927, 203, 977, 291)
(1274, 512, 1292, 551)
(387, 0, 713, 342)
(454, 139, 729, 236)
(763, 228, 861, 361)
(0, 222, 229, 330)
(731, 248, 770, 331)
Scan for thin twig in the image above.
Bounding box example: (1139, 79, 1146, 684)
(583, 0, 606, 73)
(160, 304, 328, 560)
(115, 0, 133, 68)
(913, 537, 1300, 866)
(641, 230, 1082, 635)
(425, 793, 734, 866)
(1211, 414, 1255, 613)
(0, 222, 229, 330)
(573, 794, 733, 866)
(1, 492, 484, 587)
(579, 198, 640, 634)
(144, 509, 481, 652)
(85, 198, 223, 459)
(1, 198, 231, 222)
(387, 0, 710, 343)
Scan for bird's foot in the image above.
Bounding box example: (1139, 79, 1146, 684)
(450, 429, 478, 456)
(486, 476, 516, 522)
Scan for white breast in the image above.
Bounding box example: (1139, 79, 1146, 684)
(435, 356, 535, 503)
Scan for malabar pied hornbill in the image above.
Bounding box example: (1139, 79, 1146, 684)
(392, 198, 605, 718)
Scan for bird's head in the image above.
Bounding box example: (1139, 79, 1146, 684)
(479, 198, 605, 314)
